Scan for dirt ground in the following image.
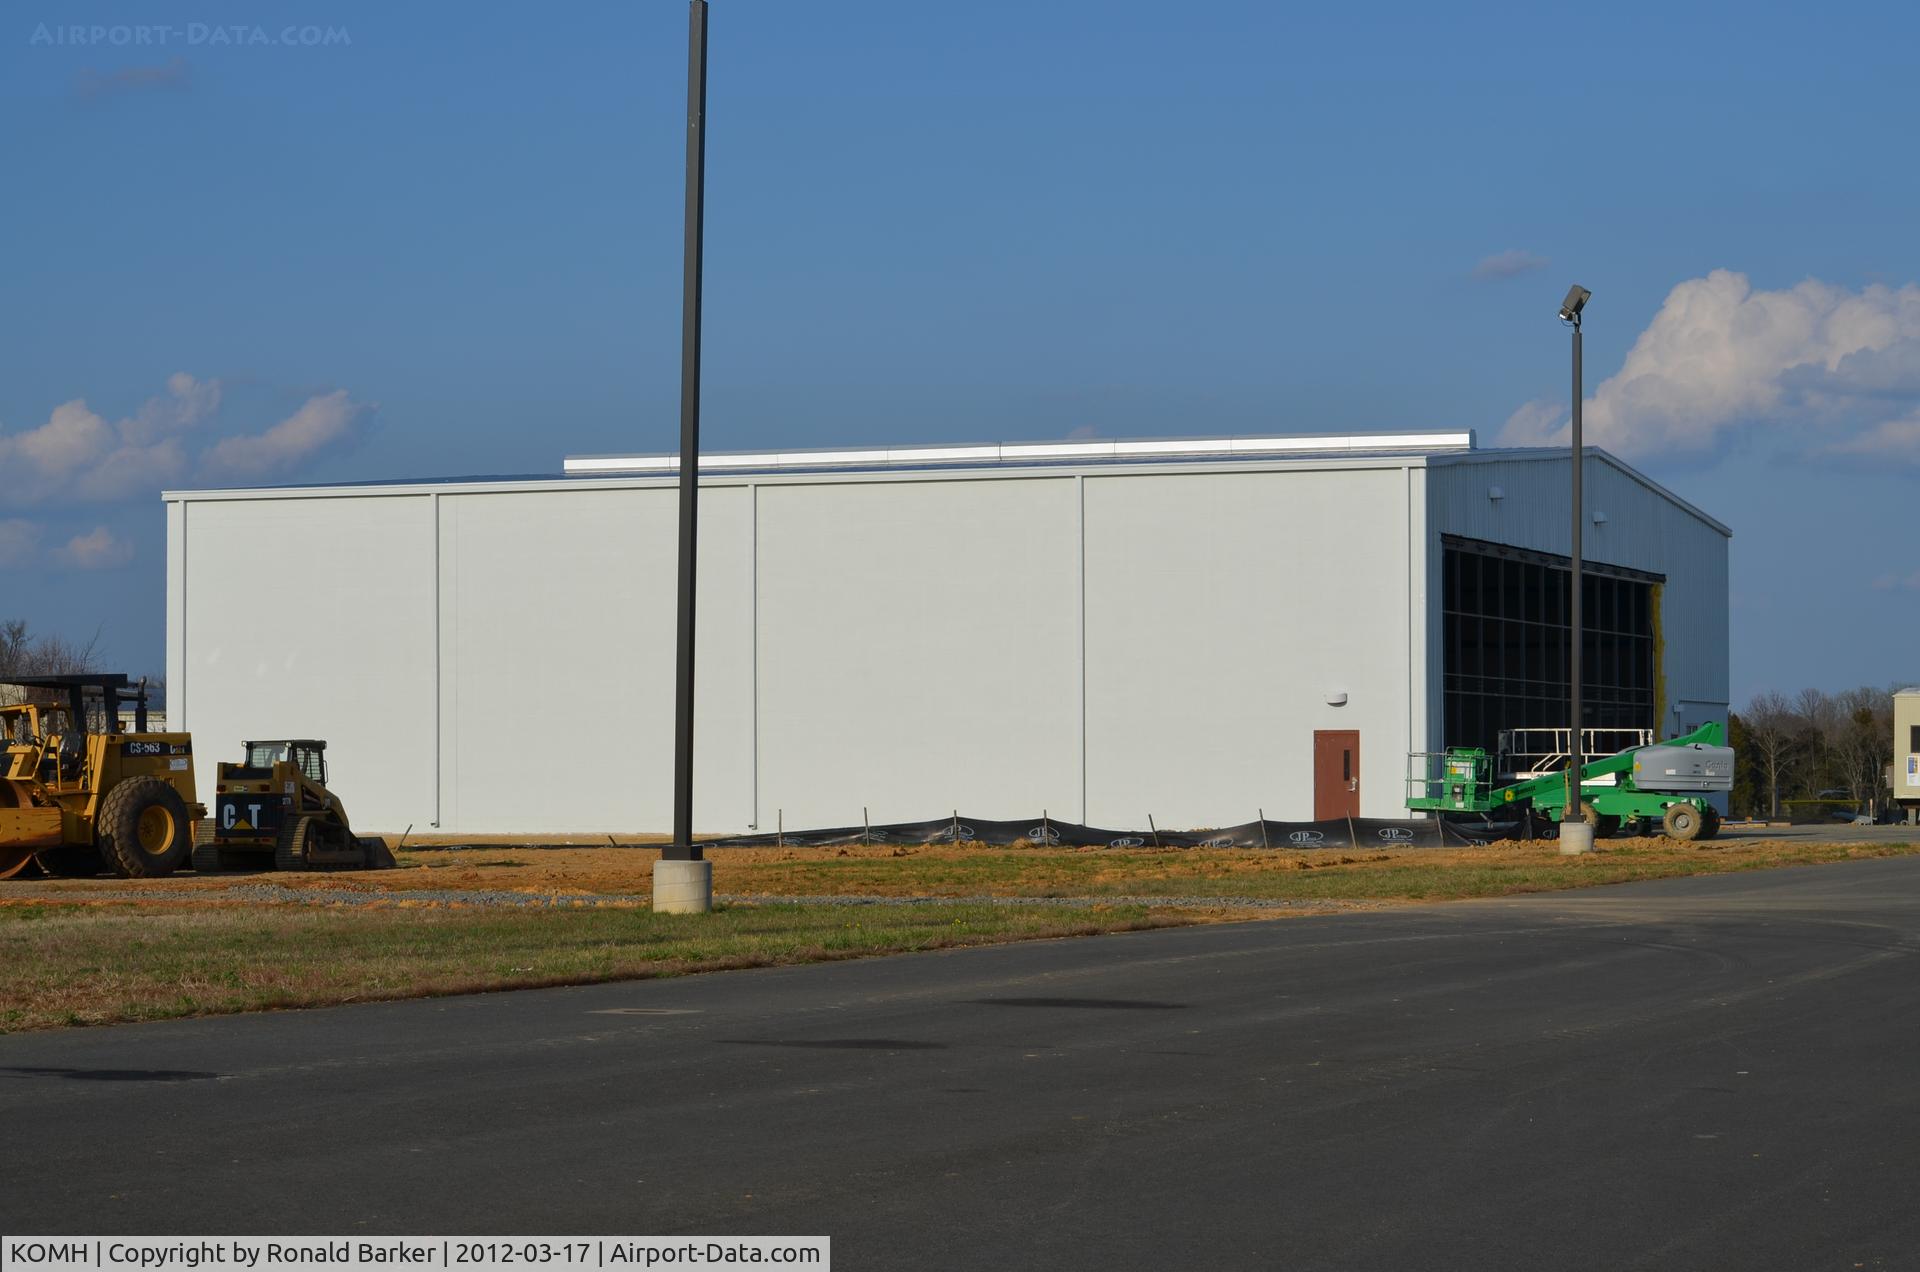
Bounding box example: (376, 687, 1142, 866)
(8, 833, 1915, 906)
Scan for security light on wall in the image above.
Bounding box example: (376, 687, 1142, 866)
(1325, 690, 1349, 706)
(1488, 485, 1505, 501)
(1559, 286, 1591, 321)
(1592, 510, 1608, 525)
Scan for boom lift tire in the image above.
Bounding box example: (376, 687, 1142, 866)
(1578, 804, 1621, 838)
(1662, 802, 1704, 842)
(98, 778, 193, 878)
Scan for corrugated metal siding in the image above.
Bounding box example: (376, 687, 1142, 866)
(1425, 451, 1731, 746)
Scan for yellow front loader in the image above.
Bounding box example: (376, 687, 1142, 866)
(0, 675, 203, 879)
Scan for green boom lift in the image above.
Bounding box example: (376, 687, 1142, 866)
(1408, 721, 1733, 841)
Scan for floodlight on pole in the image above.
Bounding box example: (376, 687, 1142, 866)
(1559, 284, 1594, 856)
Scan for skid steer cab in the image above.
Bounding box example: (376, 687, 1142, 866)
(193, 739, 389, 872)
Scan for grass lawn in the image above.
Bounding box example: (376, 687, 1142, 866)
(0, 899, 1179, 1033)
(3, 834, 1913, 1033)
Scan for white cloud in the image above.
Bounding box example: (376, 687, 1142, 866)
(1821, 411, 1920, 465)
(0, 374, 216, 501)
(7, 401, 115, 479)
(72, 439, 189, 501)
(0, 519, 40, 568)
(52, 527, 134, 570)
(201, 389, 370, 479)
(1, 372, 367, 507)
(1473, 249, 1550, 281)
(121, 372, 223, 445)
(1498, 269, 1920, 458)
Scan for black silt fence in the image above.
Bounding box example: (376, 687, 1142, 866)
(708, 813, 1526, 851)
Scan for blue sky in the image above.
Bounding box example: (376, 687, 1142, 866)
(1, 0, 1916, 705)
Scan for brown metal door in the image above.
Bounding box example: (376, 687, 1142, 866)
(1314, 730, 1360, 820)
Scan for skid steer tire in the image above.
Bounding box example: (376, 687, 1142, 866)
(190, 821, 224, 873)
(99, 778, 193, 878)
(1662, 802, 1704, 842)
(276, 815, 317, 872)
(34, 844, 104, 878)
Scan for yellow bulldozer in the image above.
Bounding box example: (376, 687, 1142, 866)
(192, 738, 389, 872)
(0, 674, 202, 879)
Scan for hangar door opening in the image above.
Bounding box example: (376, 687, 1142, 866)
(1440, 536, 1660, 764)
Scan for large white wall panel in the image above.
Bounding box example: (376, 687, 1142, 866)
(178, 496, 437, 831)
(1081, 468, 1415, 825)
(754, 477, 1081, 827)
(436, 487, 754, 834)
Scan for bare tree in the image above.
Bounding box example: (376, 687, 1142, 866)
(1743, 690, 1799, 819)
(0, 620, 103, 706)
(1831, 686, 1894, 817)
(1788, 688, 1837, 799)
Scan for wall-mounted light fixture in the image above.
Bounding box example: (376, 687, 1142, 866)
(1592, 510, 1609, 525)
(1325, 690, 1349, 706)
(1488, 485, 1505, 502)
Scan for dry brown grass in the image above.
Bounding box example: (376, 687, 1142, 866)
(5, 833, 1913, 1033)
(0, 899, 1184, 1033)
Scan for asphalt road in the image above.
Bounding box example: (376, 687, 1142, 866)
(5, 859, 1919, 1270)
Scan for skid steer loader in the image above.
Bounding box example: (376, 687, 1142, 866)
(0, 674, 202, 879)
(191, 739, 390, 871)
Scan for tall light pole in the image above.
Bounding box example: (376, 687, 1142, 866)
(1558, 284, 1593, 856)
(655, 0, 715, 912)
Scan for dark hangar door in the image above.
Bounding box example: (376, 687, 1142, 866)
(1440, 536, 1660, 761)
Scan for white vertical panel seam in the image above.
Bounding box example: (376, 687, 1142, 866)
(750, 482, 760, 830)
(178, 502, 188, 732)
(431, 492, 441, 828)
(1078, 474, 1087, 823)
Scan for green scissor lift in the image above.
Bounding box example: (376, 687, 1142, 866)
(1408, 721, 1732, 841)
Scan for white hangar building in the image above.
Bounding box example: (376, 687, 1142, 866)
(162, 431, 1730, 835)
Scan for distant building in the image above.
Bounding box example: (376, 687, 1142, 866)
(163, 431, 1730, 834)
(117, 708, 166, 733)
(1896, 688, 1920, 823)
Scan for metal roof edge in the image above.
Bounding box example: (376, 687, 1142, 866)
(562, 429, 1476, 475)
(160, 450, 1453, 502)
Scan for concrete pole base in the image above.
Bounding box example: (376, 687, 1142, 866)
(1559, 820, 1597, 856)
(652, 858, 714, 914)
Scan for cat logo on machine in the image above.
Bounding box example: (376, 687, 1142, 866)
(222, 801, 266, 832)
(218, 795, 287, 835)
